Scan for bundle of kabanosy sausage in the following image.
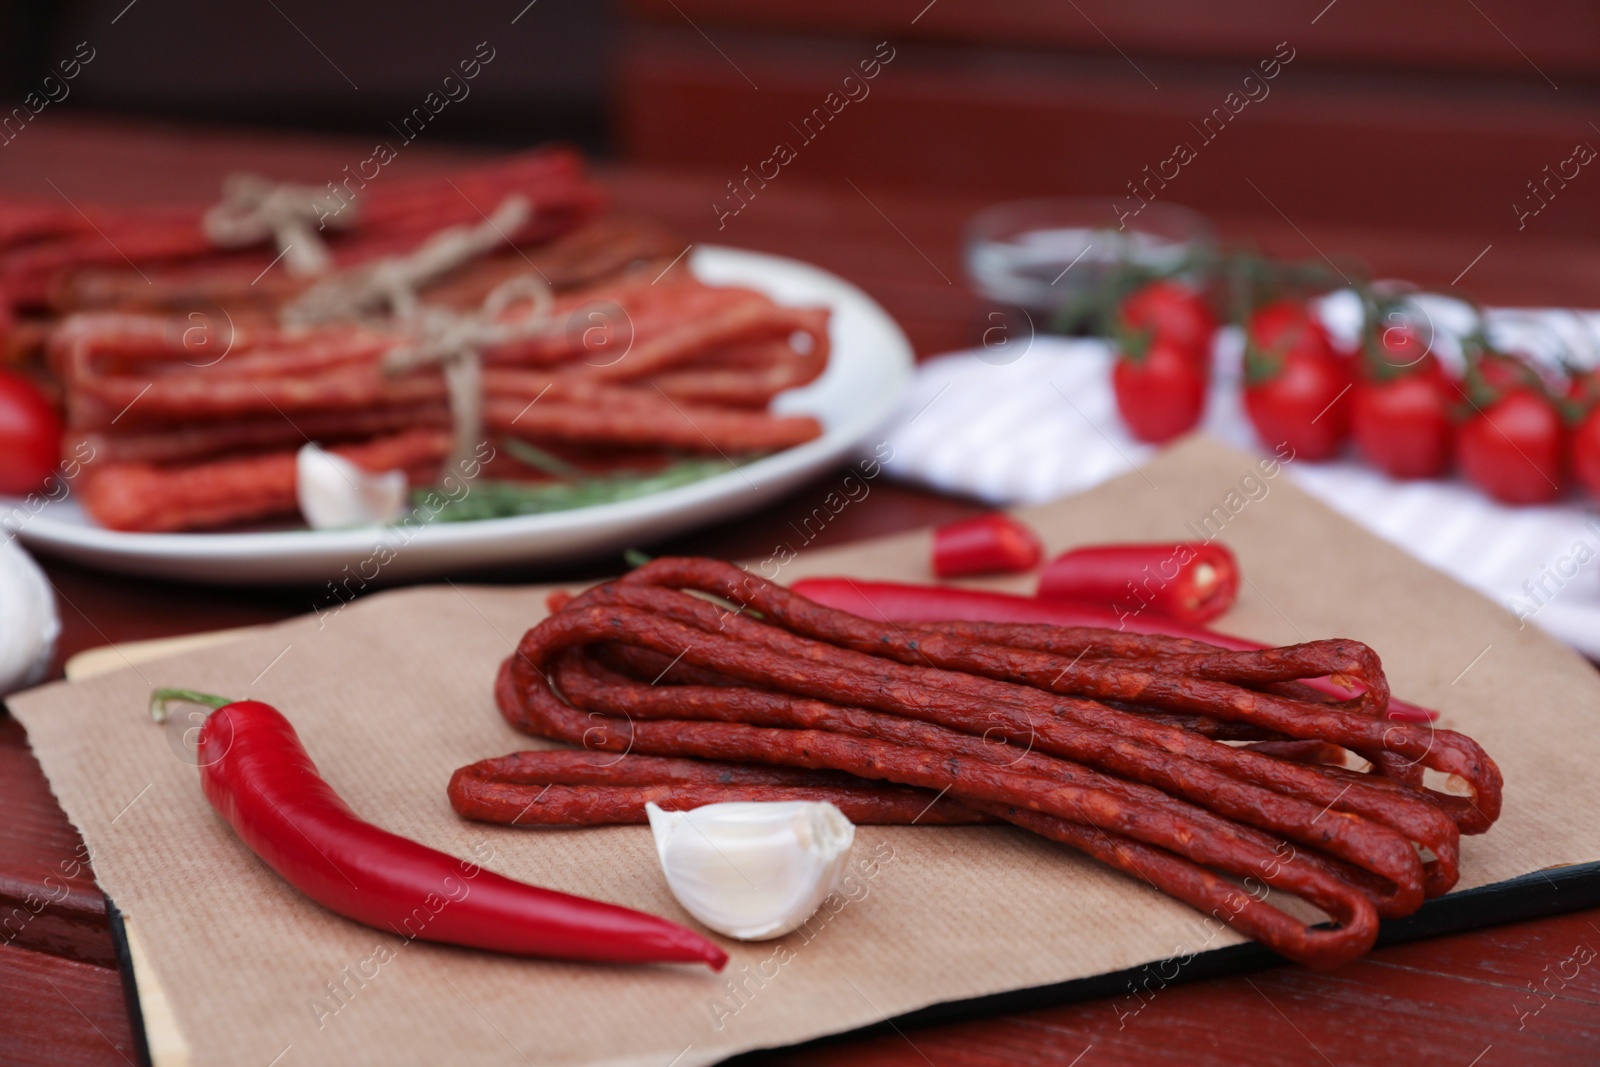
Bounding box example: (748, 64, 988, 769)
(51, 271, 830, 531)
(457, 557, 1505, 970)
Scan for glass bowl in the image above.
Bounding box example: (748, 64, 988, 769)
(963, 198, 1215, 318)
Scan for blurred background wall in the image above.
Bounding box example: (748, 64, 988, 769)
(3, 0, 1598, 240)
(0, 0, 612, 148)
(615, 1, 1600, 239)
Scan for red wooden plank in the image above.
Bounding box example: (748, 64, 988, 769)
(627, 0, 1600, 80)
(617, 26, 1600, 236)
(0, 114, 485, 206)
(0, 942, 134, 1067)
(1368, 909, 1600, 1006)
(743, 910, 1600, 1066)
(0, 716, 113, 968)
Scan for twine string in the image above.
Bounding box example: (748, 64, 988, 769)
(202, 173, 358, 276)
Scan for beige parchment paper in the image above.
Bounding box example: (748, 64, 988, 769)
(10, 436, 1600, 1066)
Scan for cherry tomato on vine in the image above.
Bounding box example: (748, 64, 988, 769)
(0, 369, 61, 495)
(1567, 370, 1600, 500)
(1242, 300, 1351, 460)
(1112, 336, 1208, 444)
(1475, 350, 1540, 395)
(1574, 407, 1600, 501)
(1116, 280, 1216, 366)
(1458, 388, 1565, 505)
(1352, 327, 1455, 479)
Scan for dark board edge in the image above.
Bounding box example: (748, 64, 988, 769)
(105, 899, 154, 1067)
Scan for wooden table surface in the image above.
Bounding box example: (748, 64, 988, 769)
(2, 116, 1598, 1067)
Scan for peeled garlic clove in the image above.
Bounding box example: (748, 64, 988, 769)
(295, 443, 408, 530)
(646, 800, 855, 941)
(0, 539, 59, 695)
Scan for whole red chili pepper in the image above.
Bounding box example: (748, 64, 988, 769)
(932, 513, 1043, 578)
(150, 688, 726, 969)
(1036, 542, 1238, 625)
(788, 579, 1437, 724)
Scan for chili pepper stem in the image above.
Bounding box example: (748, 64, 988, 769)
(149, 687, 236, 723)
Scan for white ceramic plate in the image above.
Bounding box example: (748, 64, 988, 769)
(1, 246, 914, 584)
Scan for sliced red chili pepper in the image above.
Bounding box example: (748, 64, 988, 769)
(149, 688, 726, 969)
(1037, 542, 1239, 624)
(932, 513, 1043, 578)
(788, 579, 1437, 724)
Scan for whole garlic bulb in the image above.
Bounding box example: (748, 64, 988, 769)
(295, 443, 408, 530)
(0, 539, 59, 695)
(646, 800, 855, 941)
